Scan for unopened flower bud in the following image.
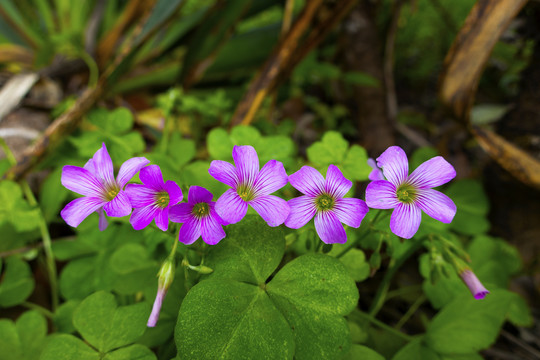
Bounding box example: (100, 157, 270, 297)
(459, 269, 489, 300)
(147, 258, 176, 327)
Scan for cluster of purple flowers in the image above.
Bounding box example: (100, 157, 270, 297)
(61, 142, 488, 321)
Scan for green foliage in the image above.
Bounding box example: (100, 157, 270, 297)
(175, 216, 359, 359)
(0, 181, 40, 252)
(0, 257, 35, 307)
(446, 179, 490, 235)
(306, 131, 371, 182)
(207, 125, 295, 168)
(0, 311, 48, 360)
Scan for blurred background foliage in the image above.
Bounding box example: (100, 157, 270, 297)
(1, 0, 539, 359)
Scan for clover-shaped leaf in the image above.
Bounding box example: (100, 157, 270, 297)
(0, 310, 48, 360)
(73, 291, 148, 353)
(175, 216, 358, 360)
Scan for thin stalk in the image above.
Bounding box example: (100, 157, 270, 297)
(368, 238, 424, 317)
(1, 139, 58, 310)
(21, 180, 59, 311)
(22, 301, 54, 319)
(336, 210, 386, 258)
(352, 310, 414, 342)
(395, 294, 426, 330)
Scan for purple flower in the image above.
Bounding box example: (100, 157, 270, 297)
(365, 146, 456, 239)
(368, 158, 384, 181)
(460, 269, 489, 300)
(61, 143, 149, 230)
(124, 165, 183, 231)
(285, 165, 369, 244)
(169, 186, 227, 245)
(208, 145, 290, 227)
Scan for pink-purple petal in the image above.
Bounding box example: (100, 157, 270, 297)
(365, 180, 399, 209)
(249, 195, 290, 227)
(116, 157, 150, 187)
(98, 208, 108, 231)
(376, 146, 409, 186)
(390, 203, 422, 239)
(460, 270, 489, 300)
(61, 197, 106, 228)
(125, 184, 156, 208)
(165, 180, 183, 205)
(169, 203, 193, 223)
(155, 208, 169, 231)
(333, 198, 368, 228)
(201, 212, 226, 245)
(93, 143, 116, 185)
(408, 156, 456, 189)
(139, 165, 165, 190)
(314, 211, 347, 244)
(130, 205, 159, 230)
(147, 289, 165, 327)
(62, 166, 105, 197)
(232, 145, 259, 186)
(325, 165, 352, 198)
(284, 195, 316, 229)
(103, 190, 132, 217)
(415, 189, 457, 224)
(253, 160, 288, 196)
(215, 188, 248, 224)
(288, 166, 325, 197)
(83, 158, 96, 174)
(188, 185, 213, 204)
(179, 218, 201, 245)
(208, 160, 239, 188)
(368, 158, 384, 181)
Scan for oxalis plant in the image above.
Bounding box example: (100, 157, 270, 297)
(0, 122, 519, 360)
(34, 137, 520, 360)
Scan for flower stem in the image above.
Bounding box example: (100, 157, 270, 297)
(395, 294, 426, 330)
(368, 237, 424, 317)
(336, 210, 386, 259)
(1, 139, 58, 311)
(22, 301, 54, 319)
(20, 180, 59, 311)
(351, 309, 414, 342)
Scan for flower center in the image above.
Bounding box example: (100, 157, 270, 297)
(192, 202, 210, 218)
(396, 184, 417, 203)
(236, 183, 255, 202)
(104, 185, 120, 201)
(155, 191, 170, 208)
(315, 193, 335, 211)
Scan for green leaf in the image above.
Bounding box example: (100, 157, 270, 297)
(344, 344, 385, 360)
(341, 145, 371, 181)
(425, 290, 514, 354)
(267, 254, 359, 360)
(53, 300, 80, 334)
(329, 245, 370, 282)
(392, 338, 439, 360)
(16, 311, 48, 360)
(205, 215, 285, 284)
(0, 311, 48, 360)
(168, 133, 196, 166)
(507, 293, 533, 327)
(109, 244, 154, 275)
(230, 125, 262, 146)
(207, 128, 233, 160)
(468, 235, 521, 276)
(0, 319, 21, 360)
(73, 291, 148, 352)
(59, 257, 100, 300)
(87, 108, 133, 134)
(39, 166, 69, 222)
(0, 257, 35, 307)
(446, 180, 489, 235)
(175, 280, 294, 360)
(103, 344, 156, 360)
(0, 180, 40, 234)
(182, 160, 228, 197)
(40, 334, 99, 360)
(307, 131, 349, 167)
